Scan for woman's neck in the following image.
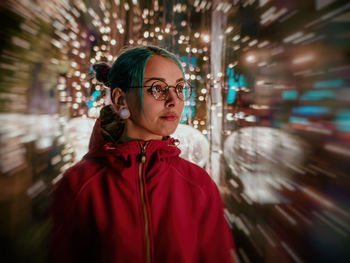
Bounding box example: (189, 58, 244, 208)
(119, 120, 163, 143)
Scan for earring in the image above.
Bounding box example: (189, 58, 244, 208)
(119, 107, 130, 119)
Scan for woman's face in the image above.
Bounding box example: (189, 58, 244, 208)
(125, 55, 185, 141)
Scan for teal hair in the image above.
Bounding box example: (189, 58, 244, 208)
(107, 45, 185, 112)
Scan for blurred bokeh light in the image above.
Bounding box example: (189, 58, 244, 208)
(0, 0, 349, 262)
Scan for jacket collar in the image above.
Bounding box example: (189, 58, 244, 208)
(84, 137, 181, 161)
(84, 105, 181, 161)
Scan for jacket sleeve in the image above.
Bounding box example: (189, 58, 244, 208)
(50, 174, 76, 263)
(50, 172, 98, 263)
(199, 179, 237, 263)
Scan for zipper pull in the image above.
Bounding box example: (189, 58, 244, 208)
(140, 152, 146, 163)
(139, 142, 148, 163)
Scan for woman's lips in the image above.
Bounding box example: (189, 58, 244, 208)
(160, 114, 178, 121)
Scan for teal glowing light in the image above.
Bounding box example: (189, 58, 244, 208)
(282, 90, 299, 100)
(314, 79, 344, 89)
(179, 55, 196, 123)
(289, 116, 309, 125)
(180, 89, 196, 123)
(291, 106, 330, 116)
(300, 90, 336, 100)
(180, 55, 197, 70)
(86, 90, 101, 109)
(335, 109, 350, 132)
(226, 68, 247, 104)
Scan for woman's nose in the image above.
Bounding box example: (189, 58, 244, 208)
(165, 88, 178, 107)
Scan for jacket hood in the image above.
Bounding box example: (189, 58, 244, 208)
(88, 105, 124, 151)
(85, 105, 181, 160)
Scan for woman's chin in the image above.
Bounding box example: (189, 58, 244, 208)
(161, 125, 179, 137)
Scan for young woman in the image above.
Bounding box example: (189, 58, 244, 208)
(51, 45, 236, 263)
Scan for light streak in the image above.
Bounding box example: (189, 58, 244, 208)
(275, 205, 297, 225)
(281, 241, 303, 263)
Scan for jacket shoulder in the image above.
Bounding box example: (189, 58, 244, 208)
(171, 157, 217, 194)
(53, 158, 104, 199)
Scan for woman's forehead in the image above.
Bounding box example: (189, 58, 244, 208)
(144, 55, 183, 81)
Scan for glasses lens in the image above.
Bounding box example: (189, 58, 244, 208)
(176, 82, 191, 100)
(150, 80, 167, 100)
(175, 82, 185, 100)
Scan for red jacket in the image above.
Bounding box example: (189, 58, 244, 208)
(51, 110, 236, 263)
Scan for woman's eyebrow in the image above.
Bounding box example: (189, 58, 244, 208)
(144, 77, 165, 83)
(144, 77, 185, 83)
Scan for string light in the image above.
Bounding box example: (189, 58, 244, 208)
(202, 34, 210, 43)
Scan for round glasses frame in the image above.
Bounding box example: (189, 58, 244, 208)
(128, 80, 192, 101)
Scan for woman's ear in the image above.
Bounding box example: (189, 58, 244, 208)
(111, 88, 128, 114)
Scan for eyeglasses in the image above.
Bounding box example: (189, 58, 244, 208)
(129, 79, 192, 101)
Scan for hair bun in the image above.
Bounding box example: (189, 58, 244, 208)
(93, 63, 111, 87)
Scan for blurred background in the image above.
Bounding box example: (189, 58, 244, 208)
(0, 0, 349, 262)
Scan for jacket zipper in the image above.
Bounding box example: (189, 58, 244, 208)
(139, 141, 151, 263)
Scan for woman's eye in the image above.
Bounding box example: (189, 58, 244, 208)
(152, 85, 163, 93)
(152, 81, 167, 91)
(176, 84, 184, 93)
